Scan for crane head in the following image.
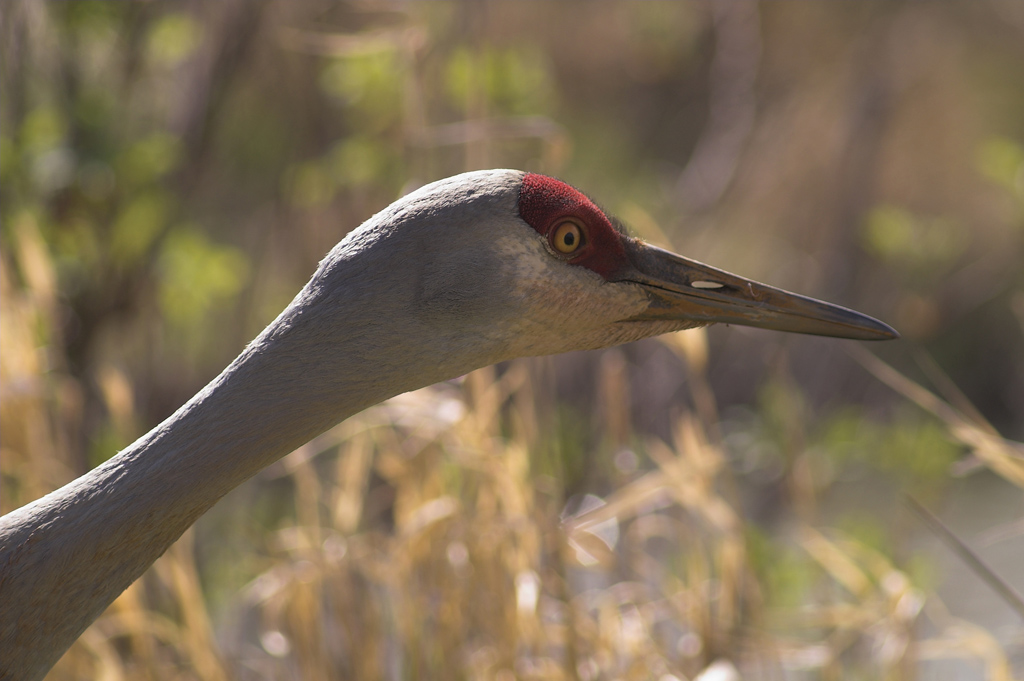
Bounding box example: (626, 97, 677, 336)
(513, 171, 898, 348)
(313, 169, 896, 376)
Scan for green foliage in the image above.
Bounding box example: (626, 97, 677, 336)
(215, 98, 290, 181)
(146, 13, 204, 67)
(321, 51, 403, 132)
(21, 107, 68, 154)
(444, 46, 554, 115)
(862, 204, 970, 276)
(111, 190, 172, 266)
(744, 378, 963, 490)
(88, 423, 126, 468)
(817, 406, 962, 485)
(626, 3, 703, 76)
(283, 136, 401, 207)
(835, 512, 891, 556)
(746, 526, 818, 609)
(47, 214, 100, 289)
(73, 90, 117, 135)
(976, 136, 1024, 197)
(532, 404, 591, 491)
(757, 377, 808, 443)
(59, 0, 124, 32)
(284, 159, 336, 208)
(902, 551, 939, 593)
(329, 135, 398, 190)
(0, 136, 15, 181)
(117, 133, 182, 188)
(157, 225, 250, 330)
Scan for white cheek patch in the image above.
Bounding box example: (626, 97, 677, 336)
(691, 281, 724, 290)
(489, 225, 651, 357)
(493, 232, 553, 292)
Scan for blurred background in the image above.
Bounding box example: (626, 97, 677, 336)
(2, 1, 1023, 679)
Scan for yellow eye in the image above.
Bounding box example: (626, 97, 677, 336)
(552, 220, 583, 254)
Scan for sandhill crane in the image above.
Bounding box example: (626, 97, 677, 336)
(0, 169, 896, 680)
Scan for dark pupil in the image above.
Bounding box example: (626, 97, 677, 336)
(563, 231, 575, 246)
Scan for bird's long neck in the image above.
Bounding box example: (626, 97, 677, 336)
(0, 243, 487, 681)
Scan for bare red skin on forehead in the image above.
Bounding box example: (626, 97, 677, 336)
(517, 173, 630, 280)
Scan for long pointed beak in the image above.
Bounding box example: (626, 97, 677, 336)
(614, 239, 899, 341)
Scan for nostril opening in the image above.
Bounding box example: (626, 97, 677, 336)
(690, 281, 724, 290)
